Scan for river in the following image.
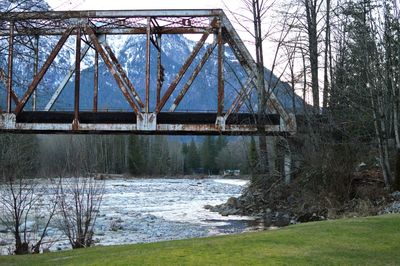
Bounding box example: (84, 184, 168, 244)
(0, 178, 259, 254)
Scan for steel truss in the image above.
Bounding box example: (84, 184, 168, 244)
(0, 9, 296, 135)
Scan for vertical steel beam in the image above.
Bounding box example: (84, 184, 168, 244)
(84, 26, 142, 117)
(145, 17, 151, 113)
(93, 50, 99, 112)
(0, 68, 19, 106)
(32, 35, 39, 111)
(73, 27, 81, 130)
(217, 25, 224, 116)
(156, 32, 210, 113)
(156, 34, 162, 107)
(7, 21, 14, 113)
(169, 42, 216, 112)
(15, 27, 73, 115)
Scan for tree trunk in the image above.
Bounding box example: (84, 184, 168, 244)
(284, 152, 292, 185)
(252, 0, 269, 176)
(323, 0, 331, 112)
(370, 85, 392, 187)
(305, 0, 319, 114)
(394, 148, 400, 191)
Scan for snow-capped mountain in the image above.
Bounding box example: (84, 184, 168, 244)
(51, 33, 302, 113)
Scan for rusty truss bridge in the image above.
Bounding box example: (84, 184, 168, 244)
(0, 9, 296, 135)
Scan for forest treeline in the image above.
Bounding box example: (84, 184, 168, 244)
(0, 134, 254, 178)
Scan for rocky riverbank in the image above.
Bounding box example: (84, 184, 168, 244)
(208, 180, 400, 228)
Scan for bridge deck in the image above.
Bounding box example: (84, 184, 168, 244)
(16, 112, 279, 125)
(0, 112, 285, 135)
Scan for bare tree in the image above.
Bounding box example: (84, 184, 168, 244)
(0, 177, 58, 254)
(225, 0, 304, 187)
(57, 176, 104, 249)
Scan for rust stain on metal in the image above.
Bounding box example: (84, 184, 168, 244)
(156, 34, 163, 106)
(93, 50, 99, 112)
(73, 27, 81, 130)
(1, 27, 214, 37)
(217, 25, 224, 116)
(85, 26, 142, 118)
(0, 10, 223, 21)
(145, 17, 151, 113)
(0, 68, 18, 106)
(103, 43, 144, 109)
(2, 120, 285, 135)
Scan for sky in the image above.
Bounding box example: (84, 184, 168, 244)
(47, 0, 235, 11)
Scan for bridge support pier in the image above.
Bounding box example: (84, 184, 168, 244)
(0, 113, 16, 130)
(215, 116, 226, 131)
(137, 113, 157, 131)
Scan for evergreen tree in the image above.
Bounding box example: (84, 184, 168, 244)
(187, 139, 200, 172)
(0, 134, 39, 179)
(128, 136, 144, 175)
(201, 136, 216, 174)
(216, 135, 227, 152)
(330, 0, 376, 141)
(151, 136, 171, 175)
(181, 143, 189, 174)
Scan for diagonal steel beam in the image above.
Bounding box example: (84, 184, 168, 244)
(44, 43, 91, 111)
(85, 26, 142, 117)
(155, 32, 210, 114)
(224, 76, 256, 120)
(102, 41, 145, 109)
(0, 67, 20, 106)
(15, 27, 74, 116)
(93, 50, 99, 112)
(169, 42, 217, 112)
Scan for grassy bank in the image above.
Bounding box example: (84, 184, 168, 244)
(1, 214, 399, 265)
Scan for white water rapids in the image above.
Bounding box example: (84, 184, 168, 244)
(0, 178, 259, 255)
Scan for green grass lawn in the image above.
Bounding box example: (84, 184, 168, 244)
(1, 214, 399, 266)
